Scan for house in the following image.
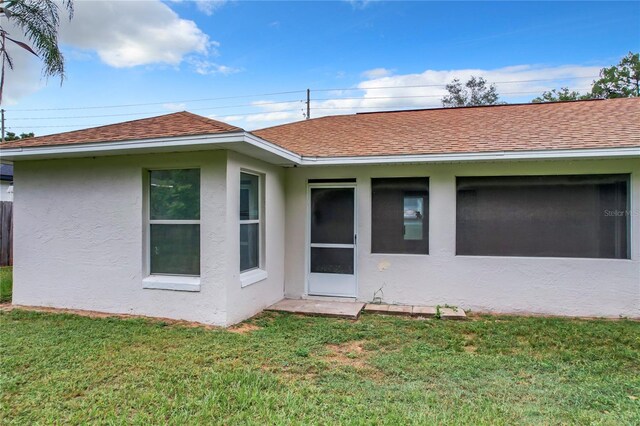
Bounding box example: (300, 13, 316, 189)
(1, 98, 639, 325)
(0, 163, 13, 202)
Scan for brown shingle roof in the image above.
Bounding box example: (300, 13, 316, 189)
(1, 111, 242, 148)
(253, 98, 640, 157)
(4, 98, 638, 158)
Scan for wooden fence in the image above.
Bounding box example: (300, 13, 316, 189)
(0, 201, 12, 267)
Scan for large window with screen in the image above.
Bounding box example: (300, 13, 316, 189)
(148, 169, 200, 275)
(372, 177, 429, 254)
(240, 172, 262, 272)
(456, 174, 629, 259)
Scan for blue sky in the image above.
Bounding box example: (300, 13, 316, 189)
(4, 1, 639, 135)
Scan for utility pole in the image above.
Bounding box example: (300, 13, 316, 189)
(1, 109, 4, 142)
(306, 88, 310, 120)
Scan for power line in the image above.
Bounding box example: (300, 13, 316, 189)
(7, 75, 597, 113)
(8, 90, 307, 112)
(9, 99, 304, 121)
(11, 108, 305, 128)
(9, 86, 586, 121)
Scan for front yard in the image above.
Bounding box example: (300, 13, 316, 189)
(0, 309, 638, 424)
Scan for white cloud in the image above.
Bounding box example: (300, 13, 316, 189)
(60, 1, 210, 68)
(345, 0, 374, 10)
(0, 21, 47, 105)
(224, 63, 601, 130)
(162, 102, 187, 111)
(187, 58, 241, 75)
(2, 0, 238, 104)
(361, 68, 393, 79)
(195, 0, 228, 15)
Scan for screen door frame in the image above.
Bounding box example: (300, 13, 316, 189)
(306, 182, 358, 298)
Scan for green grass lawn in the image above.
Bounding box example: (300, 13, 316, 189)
(1, 309, 638, 425)
(0, 267, 11, 303)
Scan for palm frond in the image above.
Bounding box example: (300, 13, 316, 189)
(0, 0, 73, 80)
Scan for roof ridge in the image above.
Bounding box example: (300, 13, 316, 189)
(0, 111, 242, 149)
(22, 111, 195, 142)
(354, 97, 617, 116)
(177, 111, 243, 131)
(253, 97, 639, 158)
(252, 114, 346, 132)
(254, 98, 638, 132)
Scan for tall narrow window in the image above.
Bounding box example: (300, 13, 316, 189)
(240, 172, 261, 272)
(456, 174, 630, 258)
(148, 169, 200, 276)
(371, 177, 429, 254)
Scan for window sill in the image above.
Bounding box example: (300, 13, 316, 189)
(143, 275, 201, 292)
(240, 269, 268, 288)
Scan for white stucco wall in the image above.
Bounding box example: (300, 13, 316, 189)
(224, 152, 286, 325)
(13, 151, 230, 325)
(284, 158, 640, 318)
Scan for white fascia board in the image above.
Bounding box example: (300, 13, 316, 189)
(2, 131, 638, 166)
(296, 146, 640, 166)
(242, 133, 302, 163)
(0, 131, 302, 164)
(1, 132, 244, 159)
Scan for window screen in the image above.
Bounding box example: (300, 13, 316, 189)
(149, 169, 200, 275)
(371, 177, 429, 254)
(240, 172, 261, 272)
(456, 174, 629, 259)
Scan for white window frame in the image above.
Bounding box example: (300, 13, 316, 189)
(239, 170, 267, 287)
(144, 168, 202, 292)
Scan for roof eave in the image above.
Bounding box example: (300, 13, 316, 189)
(0, 131, 302, 166)
(295, 146, 640, 166)
(1, 132, 637, 166)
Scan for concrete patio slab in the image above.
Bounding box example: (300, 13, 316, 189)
(440, 307, 468, 320)
(364, 303, 467, 320)
(387, 305, 413, 315)
(266, 299, 365, 319)
(364, 304, 390, 313)
(412, 306, 437, 318)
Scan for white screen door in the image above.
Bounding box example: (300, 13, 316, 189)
(308, 184, 357, 297)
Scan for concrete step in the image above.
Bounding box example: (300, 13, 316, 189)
(266, 299, 365, 319)
(364, 304, 467, 320)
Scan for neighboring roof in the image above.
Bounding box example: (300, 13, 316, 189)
(253, 98, 640, 157)
(1, 111, 243, 148)
(0, 164, 12, 181)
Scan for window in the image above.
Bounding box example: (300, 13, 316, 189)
(240, 172, 262, 272)
(456, 174, 630, 259)
(371, 177, 429, 254)
(148, 169, 200, 275)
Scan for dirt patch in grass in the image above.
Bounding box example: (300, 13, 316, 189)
(325, 340, 366, 367)
(323, 340, 386, 380)
(463, 331, 477, 353)
(463, 345, 477, 353)
(228, 323, 262, 334)
(325, 340, 372, 369)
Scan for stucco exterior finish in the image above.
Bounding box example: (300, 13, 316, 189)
(12, 150, 286, 326)
(11, 150, 640, 323)
(284, 159, 640, 318)
(13, 152, 230, 324)
(224, 151, 285, 325)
